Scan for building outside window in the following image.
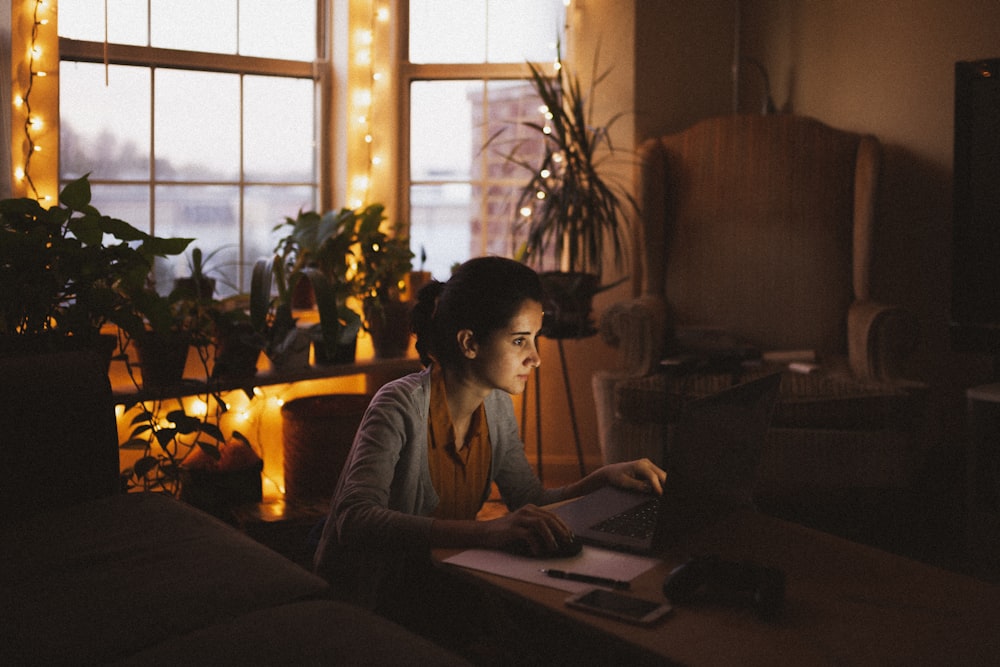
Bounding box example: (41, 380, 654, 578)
(402, 0, 567, 280)
(57, 0, 325, 295)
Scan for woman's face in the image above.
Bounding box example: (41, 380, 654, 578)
(467, 299, 543, 395)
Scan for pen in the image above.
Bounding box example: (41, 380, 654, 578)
(541, 569, 630, 590)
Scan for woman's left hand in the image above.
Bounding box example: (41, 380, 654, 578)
(602, 458, 667, 496)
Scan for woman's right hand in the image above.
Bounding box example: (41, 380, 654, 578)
(482, 504, 575, 555)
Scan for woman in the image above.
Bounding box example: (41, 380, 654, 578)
(313, 257, 665, 622)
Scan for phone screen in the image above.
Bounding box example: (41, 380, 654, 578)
(566, 588, 672, 625)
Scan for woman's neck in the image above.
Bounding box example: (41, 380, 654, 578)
(441, 365, 488, 426)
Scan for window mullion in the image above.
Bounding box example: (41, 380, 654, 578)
(59, 38, 314, 78)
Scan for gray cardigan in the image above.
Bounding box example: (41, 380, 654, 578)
(313, 366, 566, 606)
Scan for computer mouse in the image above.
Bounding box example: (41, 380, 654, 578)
(505, 534, 583, 559)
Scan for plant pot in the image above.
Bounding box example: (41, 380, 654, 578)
(312, 317, 362, 365)
(267, 327, 312, 371)
(538, 271, 600, 339)
(173, 276, 216, 302)
(405, 270, 433, 301)
(365, 299, 412, 359)
(136, 330, 191, 388)
(313, 337, 357, 365)
(179, 459, 263, 518)
(212, 320, 260, 380)
(281, 393, 373, 502)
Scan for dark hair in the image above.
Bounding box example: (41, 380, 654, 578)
(411, 256, 544, 367)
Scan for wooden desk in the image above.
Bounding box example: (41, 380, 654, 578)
(436, 510, 1000, 665)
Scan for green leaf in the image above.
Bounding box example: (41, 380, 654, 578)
(196, 441, 222, 460)
(119, 438, 151, 451)
(200, 421, 226, 443)
(58, 174, 93, 211)
(154, 428, 178, 447)
(133, 456, 160, 477)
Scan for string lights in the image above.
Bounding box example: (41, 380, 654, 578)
(346, 0, 391, 210)
(13, 0, 57, 202)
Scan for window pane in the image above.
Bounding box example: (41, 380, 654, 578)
(408, 184, 472, 281)
(243, 184, 317, 286)
(409, 0, 564, 64)
(409, 0, 486, 64)
(155, 185, 241, 295)
(410, 78, 546, 272)
(410, 80, 478, 181)
(486, 0, 564, 63)
(59, 0, 149, 45)
(239, 0, 317, 60)
(89, 184, 152, 235)
(60, 62, 151, 180)
(151, 0, 238, 54)
(154, 70, 240, 181)
(244, 76, 316, 182)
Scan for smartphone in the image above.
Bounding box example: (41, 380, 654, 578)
(565, 588, 672, 626)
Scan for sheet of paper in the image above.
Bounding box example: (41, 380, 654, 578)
(443, 545, 662, 592)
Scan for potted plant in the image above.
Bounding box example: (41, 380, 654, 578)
(271, 206, 369, 364)
(119, 382, 263, 508)
(488, 46, 635, 338)
(249, 256, 311, 370)
(354, 205, 415, 359)
(0, 174, 191, 361)
(125, 280, 212, 388)
(174, 244, 239, 302)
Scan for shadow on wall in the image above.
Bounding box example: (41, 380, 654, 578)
(874, 143, 999, 447)
(872, 143, 952, 383)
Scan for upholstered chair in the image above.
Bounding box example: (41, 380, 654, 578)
(592, 114, 927, 522)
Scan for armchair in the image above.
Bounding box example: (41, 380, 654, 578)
(593, 115, 926, 522)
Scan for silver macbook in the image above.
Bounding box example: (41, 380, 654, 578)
(553, 373, 781, 554)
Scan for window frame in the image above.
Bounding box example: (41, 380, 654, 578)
(397, 1, 565, 272)
(56, 2, 332, 292)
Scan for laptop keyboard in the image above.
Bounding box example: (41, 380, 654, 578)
(590, 498, 662, 539)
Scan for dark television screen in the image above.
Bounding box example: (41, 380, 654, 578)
(951, 58, 1000, 354)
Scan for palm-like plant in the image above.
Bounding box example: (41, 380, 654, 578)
(497, 48, 635, 281)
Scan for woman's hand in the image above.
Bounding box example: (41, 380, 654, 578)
(600, 458, 667, 496)
(480, 504, 574, 555)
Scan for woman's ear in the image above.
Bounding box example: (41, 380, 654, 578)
(456, 329, 478, 359)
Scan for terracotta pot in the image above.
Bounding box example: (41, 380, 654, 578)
(136, 330, 191, 388)
(281, 393, 373, 502)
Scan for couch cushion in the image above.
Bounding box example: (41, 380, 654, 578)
(110, 599, 470, 666)
(1, 493, 329, 665)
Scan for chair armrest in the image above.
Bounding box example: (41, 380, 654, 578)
(598, 295, 668, 376)
(847, 300, 920, 381)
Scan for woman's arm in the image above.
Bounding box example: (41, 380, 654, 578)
(556, 458, 668, 500)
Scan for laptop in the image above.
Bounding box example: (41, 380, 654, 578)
(553, 373, 782, 554)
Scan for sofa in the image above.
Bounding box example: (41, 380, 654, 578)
(0, 350, 467, 665)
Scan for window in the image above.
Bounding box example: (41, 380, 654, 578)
(58, 0, 325, 295)
(402, 0, 567, 280)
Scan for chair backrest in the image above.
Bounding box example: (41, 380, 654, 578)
(0, 349, 120, 517)
(638, 114, 880, 356)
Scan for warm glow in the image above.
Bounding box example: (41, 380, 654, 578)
(13, 0, 59, 200)
(346, 0, 396, 214)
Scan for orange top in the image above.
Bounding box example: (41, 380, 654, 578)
(426, 364, 492, 520)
